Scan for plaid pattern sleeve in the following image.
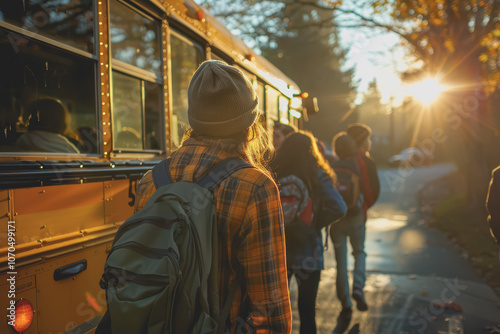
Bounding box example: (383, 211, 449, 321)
(235, 177, 292, 333)
(134, 171, 154, 213)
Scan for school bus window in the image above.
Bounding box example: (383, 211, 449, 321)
(236, 66, 256, 88)
(0, 28, 98, 154)
(257, 82, 265, 115)
(112, 72, 143, 150)
(265, 86, 279, 130)
(109, 0, 161, 76)
(0, 0, 95, 54)
(211, 53, 224, 62)
(110, 0, 163, 152)
(279, 95, 289, 124)
(170, 32, 202, 147)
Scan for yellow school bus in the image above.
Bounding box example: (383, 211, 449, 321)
(0, 0, 305, 333)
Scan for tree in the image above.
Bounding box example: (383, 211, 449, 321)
(197, 0, 500, 200)
(197, 0, 356, 146)
(263, 30, 356, 146)
(288, 0, 500, 199)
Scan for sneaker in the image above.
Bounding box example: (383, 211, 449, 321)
(332, 307, 352, 334)
(352, 288, 368, 311)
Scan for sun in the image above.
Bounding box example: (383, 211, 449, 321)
(406, 78, 446, 105)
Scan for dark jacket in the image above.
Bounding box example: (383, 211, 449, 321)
(486, 166, 500, 247)
(285, 168, 347, 271)
(354, 152, 380, 220)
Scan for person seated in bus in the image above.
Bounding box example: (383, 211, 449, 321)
(15, 98, 80, 153)
(134, 60, 292, 333)
(76, 126, 98, 154)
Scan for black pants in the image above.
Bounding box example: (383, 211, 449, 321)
(288, 269, 321, 334)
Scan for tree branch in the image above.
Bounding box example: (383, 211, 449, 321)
(483, 0, 500, 34)
(332, 7, 428, 59)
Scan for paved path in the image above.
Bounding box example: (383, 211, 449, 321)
(290, 164, 500, 333)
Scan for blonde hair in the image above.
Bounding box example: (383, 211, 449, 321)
(301, 130, 337, 185)
(181, 120, 274, 177)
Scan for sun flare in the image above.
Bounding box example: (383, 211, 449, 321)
(406, 78, 446, 105)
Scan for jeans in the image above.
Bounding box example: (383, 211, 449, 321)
(330, 213, 366, 309)
(288, 269, 321, 334)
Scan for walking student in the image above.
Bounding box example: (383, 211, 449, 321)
(346, 123, 380, 219)
(131, 61, 291, 333)
(330, 132, 367, 333)
(273, 131, 347, 334)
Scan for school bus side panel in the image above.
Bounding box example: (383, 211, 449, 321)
(14, 183, 105, 247)
(36, 244, 108, 334)
(104, 180, 136, 224)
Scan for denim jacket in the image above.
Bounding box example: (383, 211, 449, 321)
(286, 168, 347, 271)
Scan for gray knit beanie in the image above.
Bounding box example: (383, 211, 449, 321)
(188, 60, 259, 137)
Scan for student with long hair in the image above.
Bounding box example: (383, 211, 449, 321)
(273, 121, 296, 151)
(273, 131, 346, 334)
(134, 61, 291, 333)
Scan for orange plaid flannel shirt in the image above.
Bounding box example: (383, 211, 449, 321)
(134, 138, 292, 334)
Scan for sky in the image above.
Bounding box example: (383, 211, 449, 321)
(339, 27, 412, 106)
(333, 0, 420, 106)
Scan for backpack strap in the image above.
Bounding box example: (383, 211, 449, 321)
(152, 158, 173, 189)
(198, 157, 252, 191)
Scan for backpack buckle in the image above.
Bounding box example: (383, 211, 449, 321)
(99, 274, 109, 290)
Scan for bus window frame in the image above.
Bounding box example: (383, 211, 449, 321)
(265, 85, 279, 124)
(118, 0, 164, 21)
(0, 2, 101, 158)
(257, 80, 266, 116)
(235, 66, 257, 91)
(279, 95, 290, 124)
(0, 21, 98, 61)
(210, 51, 231, 64)
(202, 44, 230, 62)
(109, 0, 165, 156)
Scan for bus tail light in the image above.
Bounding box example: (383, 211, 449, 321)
(11, 299, 34, 333)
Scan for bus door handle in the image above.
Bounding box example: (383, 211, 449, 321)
(53, 259, 87, 281)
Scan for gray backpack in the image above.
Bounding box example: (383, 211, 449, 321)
(96, 157, 251, 334)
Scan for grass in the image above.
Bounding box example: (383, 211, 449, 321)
(424, 176, 500, 290)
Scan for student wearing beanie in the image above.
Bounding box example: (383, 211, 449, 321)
(347, 123, 380, 215)
(134, 61, 292, 333)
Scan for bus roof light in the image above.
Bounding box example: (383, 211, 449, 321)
(293, 92, 309, 99)
(197, 10, 205, 22)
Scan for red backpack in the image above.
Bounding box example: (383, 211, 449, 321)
(332, 159, 363, 215)
(278, 175, 314, 226)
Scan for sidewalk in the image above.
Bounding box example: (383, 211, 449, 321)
(289, 166, 500, 333)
